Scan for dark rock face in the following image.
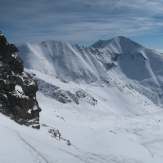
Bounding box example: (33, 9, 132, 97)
(34, 77, 97, 106)
(0, 31, 41, 129)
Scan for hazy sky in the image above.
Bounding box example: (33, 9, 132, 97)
(0, 0, 163, 52)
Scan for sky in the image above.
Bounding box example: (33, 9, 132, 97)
(0, 0, 163, 52)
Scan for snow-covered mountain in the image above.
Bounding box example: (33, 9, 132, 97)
(17, 40, 108, 84)
(17, 36, 163, 106)
(1, 36, 163, 163)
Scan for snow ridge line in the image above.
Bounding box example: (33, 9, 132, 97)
(17, 133, 49, 163)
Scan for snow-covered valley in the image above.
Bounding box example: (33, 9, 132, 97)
(1, 36, 163, 163)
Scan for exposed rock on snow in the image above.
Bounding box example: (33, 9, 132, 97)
(34, 77, 97, 105)
(0, 32, 41, 128)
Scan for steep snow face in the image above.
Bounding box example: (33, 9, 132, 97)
(91, 37, 163, 105)
(91, 36, 157, 81)
(17, 41, 109, 84)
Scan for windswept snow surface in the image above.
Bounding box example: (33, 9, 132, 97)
(1, 36, 163, 163)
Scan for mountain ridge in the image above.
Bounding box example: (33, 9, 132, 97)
(16, 36, 163, 107)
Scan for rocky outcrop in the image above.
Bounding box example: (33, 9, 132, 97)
(0, 31, 41, 129)
(33, 77, 97, 106)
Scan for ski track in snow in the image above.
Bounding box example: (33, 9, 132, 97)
(1, 124, 148, 163)
(17, 134, 49, 163)
(1, 125, 50, 163)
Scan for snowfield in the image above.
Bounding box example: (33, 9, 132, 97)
(1, 36, 163, 163)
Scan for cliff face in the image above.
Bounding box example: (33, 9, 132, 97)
(0, 32, 41, 129)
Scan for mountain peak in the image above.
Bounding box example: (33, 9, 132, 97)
(112, 36, 127, 40)
(91, 36, 143, 54)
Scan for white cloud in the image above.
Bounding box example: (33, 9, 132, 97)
(0, 0, 163, 47)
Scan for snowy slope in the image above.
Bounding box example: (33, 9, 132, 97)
(1, 80, 163, 163)
(1, 36, 163, 162)
(17, 41, 108, 84)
